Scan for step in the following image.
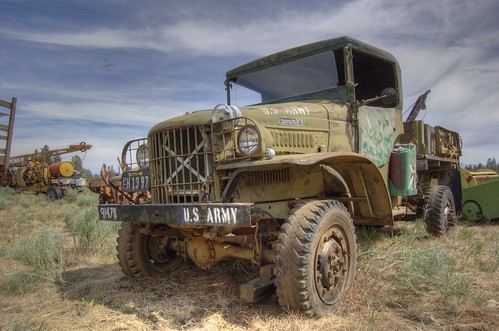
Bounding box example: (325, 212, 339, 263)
(239, 277, 276, 303)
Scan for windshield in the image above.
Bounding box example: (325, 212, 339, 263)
(229, 51, 339, 106)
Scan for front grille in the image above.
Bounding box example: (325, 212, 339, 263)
(270, 130, 314, 149)
(246, 168, 290, 186)
(149, 125, 213, 203)
(268, 129, 325, 153)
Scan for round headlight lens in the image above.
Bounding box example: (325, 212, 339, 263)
(238, 126, 260, 155)
(136, 144, 149, 169)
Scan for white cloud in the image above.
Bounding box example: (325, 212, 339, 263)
(3, 1, 498, 58)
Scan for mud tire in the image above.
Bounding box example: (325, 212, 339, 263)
(274, 200, 356, 316)
(116, 222, 183, 277)
(424, 185, 457, 236)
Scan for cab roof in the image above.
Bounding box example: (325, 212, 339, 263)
(226, 36, 398, 80)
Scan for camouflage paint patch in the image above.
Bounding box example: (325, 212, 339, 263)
(358, 107, 395, 167)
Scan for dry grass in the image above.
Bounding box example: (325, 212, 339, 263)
(0, 189, 498, 330)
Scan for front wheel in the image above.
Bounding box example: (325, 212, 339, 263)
(274, 200, 357, 316)
(116, 223, 183, 277)
(424, 185, 457, 236)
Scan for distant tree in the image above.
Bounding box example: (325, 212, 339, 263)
(42, 145, 51, 164)
(33, 145, 62, 165)
(486, 157, 497, 171)
(31, 148, 39, 163)
(51, 155, 62, 164)
(71, 155, 84, 173)
(107, 165, 118, 175)
(69, 155, 96, 181)
(82, 169, 93, 180)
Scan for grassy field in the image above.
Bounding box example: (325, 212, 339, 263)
(0, 187, 498, 330)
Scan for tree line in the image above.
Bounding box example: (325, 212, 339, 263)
(463, 157, 498, 172)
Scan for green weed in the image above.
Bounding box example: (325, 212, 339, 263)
(356, 221, 477, 306)
(62, 187, 80, 203)
(4, 228, 65, 284)
(395, 219, 428, 243)
(468, 240, 484, 257)
(76, 190, 98, 207)
(62, 188, 98, 206)
(19, 193, 49, 208)
(458, 226, 475, 239)
(0, 186, 17, 210)
(394, 246, 472, 303)
(64, 205, 119, 255)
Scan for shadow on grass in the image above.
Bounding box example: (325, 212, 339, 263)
(57, 261, 284, 329)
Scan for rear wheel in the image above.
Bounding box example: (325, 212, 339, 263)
(274, 200, 356, 316)
(116, 222, 183, 277)
(46, 186, 62, 201)
(461, 200, 483, 222)
(424, 185, 457, 236)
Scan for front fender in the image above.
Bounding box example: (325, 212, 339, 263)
(217, 152, 393, 225)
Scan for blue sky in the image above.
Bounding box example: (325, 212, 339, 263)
(1, 0, 498, 173)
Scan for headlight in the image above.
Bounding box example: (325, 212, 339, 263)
(238, 126, 260, 155)
(212, 104, 241, 130)
(136, 144, 149, 169)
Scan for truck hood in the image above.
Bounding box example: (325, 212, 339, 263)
(149, 100, 346, 136)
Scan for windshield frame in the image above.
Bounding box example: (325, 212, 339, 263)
(228, 51, 340, 106)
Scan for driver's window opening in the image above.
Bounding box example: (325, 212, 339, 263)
(352, 50, 396, 108)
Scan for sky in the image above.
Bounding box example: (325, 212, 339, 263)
(1, 0, 498, 174)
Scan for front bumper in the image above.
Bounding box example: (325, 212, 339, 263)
(98, 203, 253, 228)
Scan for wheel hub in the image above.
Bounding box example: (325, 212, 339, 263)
(316, 228, 347, 304)
(319, 241, 344, 288)
(147, 236, 177, 265)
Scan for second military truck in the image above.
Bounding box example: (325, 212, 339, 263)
(98, 36, 462, 316)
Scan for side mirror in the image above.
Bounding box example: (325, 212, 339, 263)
(380, 87, 398, 106)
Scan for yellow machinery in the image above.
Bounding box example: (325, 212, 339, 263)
(5, 143, 92, 200)
(8, 142, 92, 167)
(1, 96, 92, 199)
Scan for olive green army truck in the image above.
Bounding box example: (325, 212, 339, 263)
(98, 36, 462, 316)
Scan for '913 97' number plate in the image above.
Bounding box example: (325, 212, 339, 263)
(122, 170, 149, 192)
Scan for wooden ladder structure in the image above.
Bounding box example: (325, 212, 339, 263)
(0, 97, 17, 185)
